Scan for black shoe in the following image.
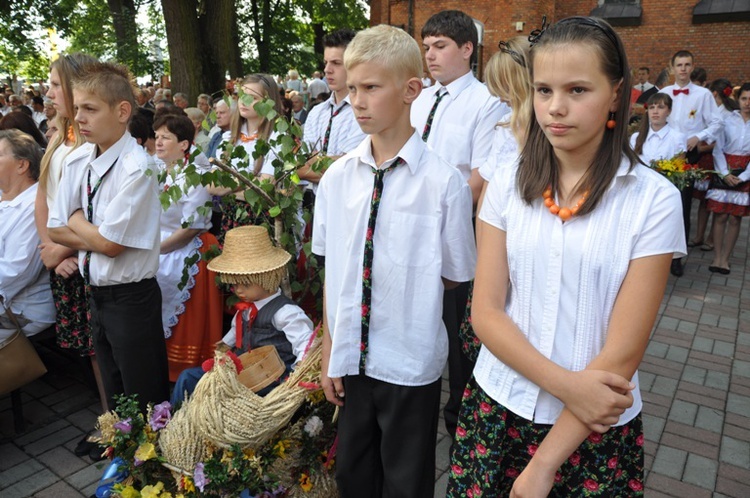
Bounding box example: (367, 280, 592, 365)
(74, 432, 96, 457)
(89, 444, 106, 461)
(670, 260, 684, 277)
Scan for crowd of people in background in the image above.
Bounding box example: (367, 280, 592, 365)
(1, 9, 749, 497)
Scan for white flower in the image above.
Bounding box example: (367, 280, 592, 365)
(303, 416, 323, 437)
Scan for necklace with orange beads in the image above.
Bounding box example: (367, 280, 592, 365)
(542, 185, 589, 221)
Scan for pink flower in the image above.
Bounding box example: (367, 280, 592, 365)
(583, 479, 599, 491)
(527, 444, 537, 456)
(451, 464, 463, 476)
(462, 388, 472, 399)
(479, 402, 492, 414)
(363, 268, 370, 280)
(467, 489, 474, 498)
(472, 484, 482, 496)
(622, 425, 630, 436)
(636, 434, 644, 446)
(360, 342, 366, 352)
(588, 432, 603, 444)
(475, 443, 487, 455)
(505, 468, 519, 478)
(615, 469, 623, 478)
(607, 457, 618, 469)
(456, 427, 467, 438)
(568, 452, 581, 466)
(361, 304, 369, 317)
(366, 228, 373, 240)
(628, 479, 643, 491)
(149, 401, 172, 431)
(507, 427, 520, 439)
(554, 472, 562, 483)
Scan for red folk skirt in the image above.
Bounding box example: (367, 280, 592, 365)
(165, 232, 224, 382)
(706, 154, 750, 216)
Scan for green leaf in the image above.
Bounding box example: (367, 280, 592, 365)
(269, 205, 281, 217)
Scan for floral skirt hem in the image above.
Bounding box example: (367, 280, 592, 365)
(51, 271, 94, 357)
(447, 377, 645, 497)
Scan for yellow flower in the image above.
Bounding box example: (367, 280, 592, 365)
(274, 439, 289, 458)
(242, 448, 255, 460)
(135, 442, 158, 462)
(140, 482, 164, 498)
(299, 472, 313, 492)
(182, 476, 195, 493)
(160, 493, 172, 498)
(119, 485, 141, 498)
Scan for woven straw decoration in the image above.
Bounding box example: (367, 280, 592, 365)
(158, 396, 208, 473)
(187, 338, 323, 449)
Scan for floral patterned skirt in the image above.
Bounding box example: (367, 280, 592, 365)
(447, 378, 644, 497)
(218, 195, 264, 247)
(51, 270, 94, 356)
(458, 281, 481, 361)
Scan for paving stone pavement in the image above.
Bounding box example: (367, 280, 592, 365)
(2, 216, 749, 498)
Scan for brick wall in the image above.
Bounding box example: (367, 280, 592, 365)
(370, 0, 749, 85)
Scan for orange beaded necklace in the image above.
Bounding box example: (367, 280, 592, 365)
(543, 185, 589, 221)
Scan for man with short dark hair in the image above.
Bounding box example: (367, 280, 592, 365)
(633, 67, 654, 93)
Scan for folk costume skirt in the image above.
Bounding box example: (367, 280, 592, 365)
(51, 271, 93, 356)
(164, 232, 224, 382)
(706, 154, 750, 217)
(692, 152, 714, 200)
(447, 377, 645, 498)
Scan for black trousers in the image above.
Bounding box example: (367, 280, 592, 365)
(336, 375, 441, 498)
(89, 278, 170, 412)
(680, 183, 693, 245)
(443, 282, 475, 438)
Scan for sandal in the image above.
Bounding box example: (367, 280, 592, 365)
(687, 239, 703, 247)
(700, 243, 714, 251)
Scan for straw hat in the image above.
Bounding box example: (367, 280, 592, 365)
(208, 226, 291, 290)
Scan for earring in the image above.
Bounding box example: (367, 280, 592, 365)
(606, 113, 616, 130)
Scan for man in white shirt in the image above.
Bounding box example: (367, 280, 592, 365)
(410, 9, 506, 440)
(299, 29, 366, 187)
(633, 67, 654, 93)
(660, 50, 722, 276)
(307, 71, 329, 101)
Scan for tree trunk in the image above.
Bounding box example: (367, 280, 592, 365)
(202, 0, 243, 94)
(107, 0, 140, 71)
(161, 0, 204, 102)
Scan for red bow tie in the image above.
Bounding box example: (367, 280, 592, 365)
(673, 88, 689, 96)
(234, 302, 258, 349)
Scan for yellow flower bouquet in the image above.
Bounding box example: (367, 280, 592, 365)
(649, 153, 712, 190)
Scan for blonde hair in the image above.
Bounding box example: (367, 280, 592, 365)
(485, 36, 532, 144)
(72, 61, 137, 112)
(344, 25, 423, 81)
(185, 107, 206, 124)
(39, 53, 97, 190)
(228, 74, 282, 175)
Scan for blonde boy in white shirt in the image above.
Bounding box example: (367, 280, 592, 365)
(48, 62, 168, 413)
(312, 25, 475, 497)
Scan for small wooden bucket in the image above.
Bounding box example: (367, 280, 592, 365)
(237, 346, 285, 393)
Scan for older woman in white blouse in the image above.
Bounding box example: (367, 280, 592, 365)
(0, 130, 55, 342)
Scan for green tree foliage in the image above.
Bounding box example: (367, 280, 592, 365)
(238, 0, 368, 76)
(0, 0, 61, 82)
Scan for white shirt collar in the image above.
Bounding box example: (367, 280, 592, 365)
(351, 130, 425, 174)
(89, 131, 133, 176)
(0, 181, 36, 207)
(434, 70, 474, 99)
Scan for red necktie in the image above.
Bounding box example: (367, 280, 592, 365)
(673, 88, 689, 96)
(234, 302, 258, 349)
